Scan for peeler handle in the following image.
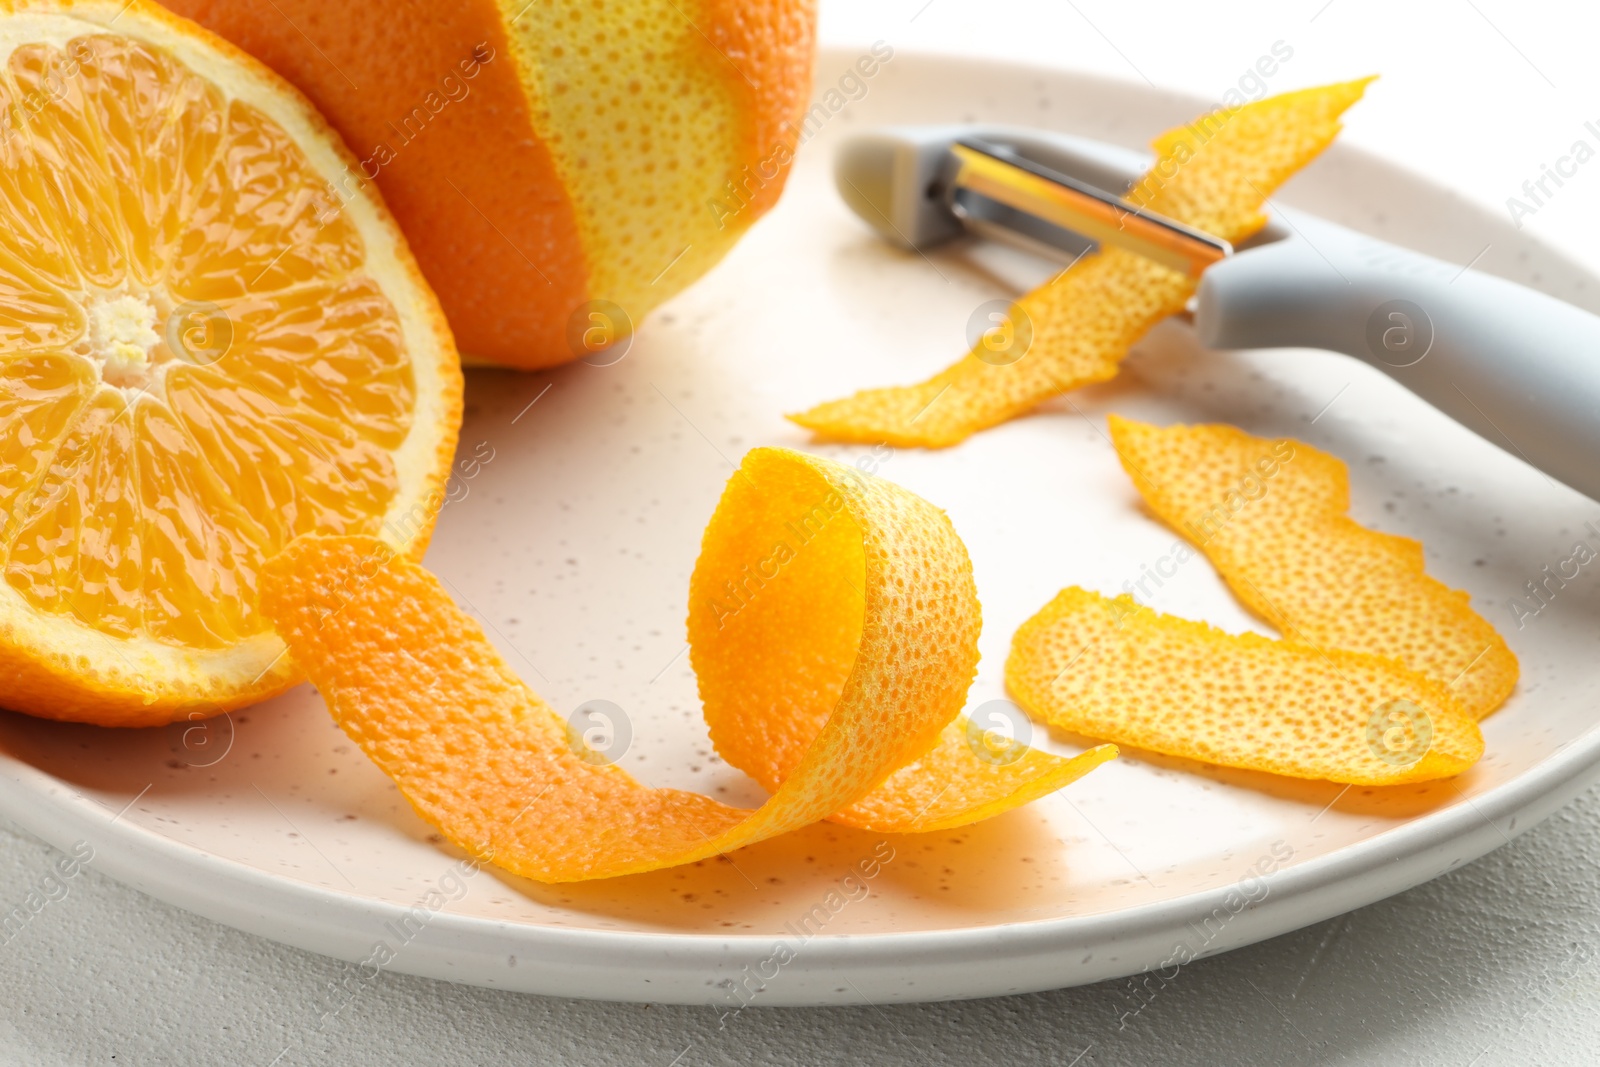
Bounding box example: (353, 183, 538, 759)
(1196, 211, 1600, 500)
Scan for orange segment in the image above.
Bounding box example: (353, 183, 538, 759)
(260, 450, 1113, 882)
(0, 252, 82, 347)
(0, 77, 86, 293)
(1107, 416, 1518, 719)
(791, 79, 1374, 448)
(1007, 587, 1483, 786)
(8, 392, 144, 639)
(0, 354, 94, 523)
(0, 1, 460, 726)
(76, 32, 227, 288)
(9, 39, 131, 290)
(169, 99, 362, 300)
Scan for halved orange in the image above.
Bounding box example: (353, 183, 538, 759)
(0, 0, 461, 727)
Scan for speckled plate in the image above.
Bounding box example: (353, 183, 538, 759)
(4, 50, 1600, 1007)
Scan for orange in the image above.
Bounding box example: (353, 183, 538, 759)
(164, 0, 818, 369)
(0, 0, 462, 726)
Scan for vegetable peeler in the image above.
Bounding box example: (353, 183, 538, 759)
(835, 125, 1600, 500)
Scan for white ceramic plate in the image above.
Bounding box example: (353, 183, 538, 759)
(5, 50, 1600, 1008)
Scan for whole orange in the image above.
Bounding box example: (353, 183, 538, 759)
(164, 0, 818, 369)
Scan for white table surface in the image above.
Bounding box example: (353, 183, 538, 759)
(6, 1, 1600, 1063)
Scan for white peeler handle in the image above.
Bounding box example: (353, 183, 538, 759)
(1197, 211, 1600, 500)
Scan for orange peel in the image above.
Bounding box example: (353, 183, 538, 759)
(1007, 587, 1483, 786)
(1107, 415, 1518, 719)
(260, 448, 1113, 882)
(789, 78, 1374, 448)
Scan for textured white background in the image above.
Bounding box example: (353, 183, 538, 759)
(6, 1, 1600, 1063)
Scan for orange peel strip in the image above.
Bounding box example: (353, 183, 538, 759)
(1107, 416, 1518, 719)
(789, 78, 1374, 448)
(1007, 587, 1484, 786)
(259, 448, 1113, 882)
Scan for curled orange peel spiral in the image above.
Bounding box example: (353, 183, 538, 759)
(259, 448, 1113, 882)
(1107, 415, 1517, 719)
(788, 78, 1375, 448)
(1007, 587, 1483, 786)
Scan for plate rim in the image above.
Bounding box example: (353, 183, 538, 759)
(5, 727, 1597, 1004)
(3, 46, 1599, 1005)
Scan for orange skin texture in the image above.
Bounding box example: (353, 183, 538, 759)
(259, 450, 1113, 882)
(1008, 588, 1483, 786)
(686, 449, 1113, 833)
(164, 0, 818, 370)
(1108, 416, 1518, 720)
(1008, 418, 1508, 785)
(699, 0, 818, 219)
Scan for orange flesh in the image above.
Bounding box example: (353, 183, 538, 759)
(0, 33, 413, 649)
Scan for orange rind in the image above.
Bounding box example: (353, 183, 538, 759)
(1007, 587, 1483, 786)
(1107, 415, 1517, 719)
(789, 78, 1374, 447)
(259, 449, 1113, 882)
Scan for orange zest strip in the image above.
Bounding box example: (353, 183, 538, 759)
(1007, 587, 1483, 786)
(688, 448, 1113, 834)
(1107, 416, 1518, 720)
(260, 448, 1113, 882)
(825, 721, 1115, 833)
(788, 78, 1373, 448)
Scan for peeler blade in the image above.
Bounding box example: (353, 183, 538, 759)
(833, 125, 1231, 278)
(947, 139, 1231, 278)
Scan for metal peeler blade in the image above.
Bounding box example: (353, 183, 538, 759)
(946, 137, 1230, 278)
